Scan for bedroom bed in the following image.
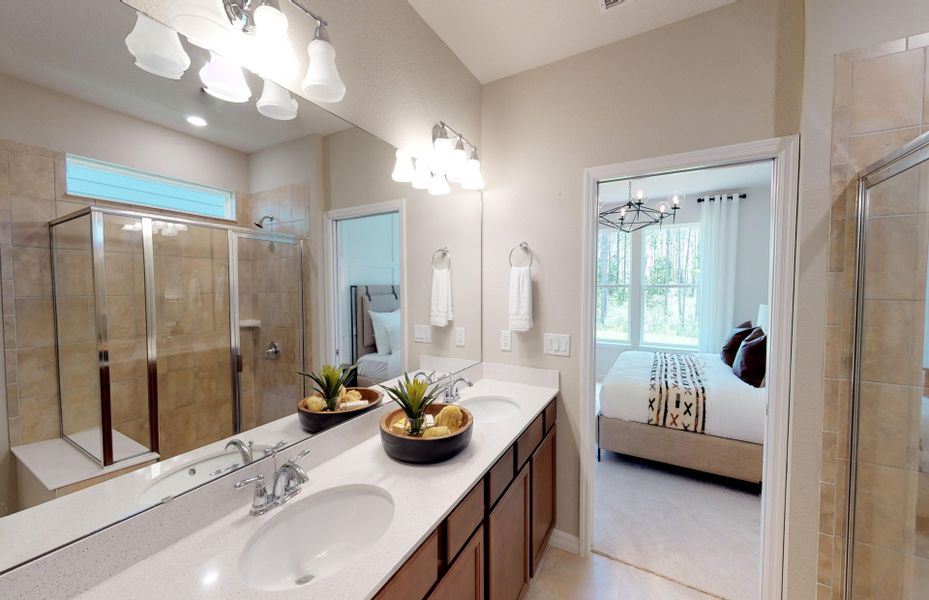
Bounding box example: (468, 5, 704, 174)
(351, 285, 403, 387)
(598, 350, 766, 483)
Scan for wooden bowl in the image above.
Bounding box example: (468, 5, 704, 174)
(379, 403, 473, 464)
(297, 388, 383, 434)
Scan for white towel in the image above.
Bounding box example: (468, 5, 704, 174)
(430, 267, 453, 327)
(508, 266, 533, 332)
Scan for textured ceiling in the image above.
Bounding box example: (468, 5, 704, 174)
(0, 0, 350, 153)
(407, 0, 737, 83)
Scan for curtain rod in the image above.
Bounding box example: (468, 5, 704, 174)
(696, 193, 747, 203)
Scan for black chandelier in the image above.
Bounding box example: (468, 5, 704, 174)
(598, 181, 681, 234)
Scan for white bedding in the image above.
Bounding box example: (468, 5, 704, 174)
(357, 351, 402, 380)
(599, 351, 766, 444)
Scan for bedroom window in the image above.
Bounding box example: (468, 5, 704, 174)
(596, 230, 631, 343)
(597, 223, 701, 349)
(641, 224, 700, 348)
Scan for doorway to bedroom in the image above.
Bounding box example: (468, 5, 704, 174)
(588, 155, 780, 599)
(326, 207, 403, 386)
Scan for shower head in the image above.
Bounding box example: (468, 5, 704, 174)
(254, 215, 274, 229)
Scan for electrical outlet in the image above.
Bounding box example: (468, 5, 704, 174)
(500, 329, 512, 352)
(455, 327, 466, 347)
(543, 333, 570, 357)
(413, 324, 432, 343)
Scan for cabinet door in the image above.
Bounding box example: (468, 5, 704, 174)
(531, 428, 556, 576)
(428, 526, 484, 600)
(487, 464, 530, 600)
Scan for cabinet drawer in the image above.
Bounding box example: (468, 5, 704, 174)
(447, 480, 485, 562)
(374, 530, 440, 600)
(487, 446, 515, 508)
(516, 414, 544, 468)
(544, 400, 556, 433)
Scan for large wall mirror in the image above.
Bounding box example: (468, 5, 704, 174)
(0, 0, 481, 573)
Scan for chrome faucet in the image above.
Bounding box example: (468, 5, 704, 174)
(234, 448, 311, 516)
(225, 439, 254, 464)
(443, 376, 474, 403)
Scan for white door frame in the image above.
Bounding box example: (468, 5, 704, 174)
(579, 136, 799, 600)
(320, 199, 407, 369)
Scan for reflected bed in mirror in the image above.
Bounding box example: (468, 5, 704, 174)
(0, 0, 481, 574)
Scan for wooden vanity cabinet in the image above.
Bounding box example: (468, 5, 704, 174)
(530, 428, 556, 576)
(374, 399, 557, 600)
(487, 464, 531, 600)
(428, 526, 484, 600)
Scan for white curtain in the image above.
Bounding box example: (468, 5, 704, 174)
(698, 196, 740, 353)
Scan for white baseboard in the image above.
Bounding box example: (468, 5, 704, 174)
(549, 529, 580, 554)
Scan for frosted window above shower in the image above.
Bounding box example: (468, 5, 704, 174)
(65, 155, 236, 220)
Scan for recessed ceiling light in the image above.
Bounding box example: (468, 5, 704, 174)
(186, 115, 208, 127)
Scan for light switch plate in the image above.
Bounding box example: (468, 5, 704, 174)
(455, 327, 466, 347)
(500, 330, 512, 352)
(413, 324, 432, 343)
(543, 333, 570, 356)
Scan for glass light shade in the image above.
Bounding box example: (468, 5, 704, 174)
(125, 13, 191, 80)
(167, 0, 232, 51)
(256, 79, 298, 120)
(446, 138, 467, 182)
(301, 38, 345, 103)
(412, 158, 431, 190)
(391, 150, 416, 183)
(253, 5, 298, 81)
(200, 52, 251, 103)
(461, 157, 484, 190)
(428, 174, 451, 196)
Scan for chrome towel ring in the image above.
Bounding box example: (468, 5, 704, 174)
(509, 242, 533, 268)
(432, 247, 451, 270)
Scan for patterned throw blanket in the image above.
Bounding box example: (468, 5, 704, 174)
(648, 352, 707, 434)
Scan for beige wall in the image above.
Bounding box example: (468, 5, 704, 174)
(127, 0, 482, 161)
(479, 0, 801, 564)
(0, 74, 248, 193)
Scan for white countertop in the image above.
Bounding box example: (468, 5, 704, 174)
(74, 373, 558, 600)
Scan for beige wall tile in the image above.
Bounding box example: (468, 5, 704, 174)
(860, 300, 922, 386)
(854, 462, 919, 552)
(821, 482, 837, 536)
(9, 152, 54, 199)
(12, 246, 51, 298)
(18, 394, 59, 444)
(850, 49, 925, 134)
(14, 296, 54, 348)
(852, 542, 904, 598)
(60, 386, 100, 436)
(849, 128, 924, 173)
(54, 296, 94, 344)
(17, 346, 57, 399)
(864, 216, 918, 300)
(856, 382, 921, 470)
(57, 342, 97, 389)
(10, 195, 53, 248)
(0, 146, 9, 210)
(104, 252, 137, 296)
(916, 472, 929, 559)
(868, 165, 918, 217)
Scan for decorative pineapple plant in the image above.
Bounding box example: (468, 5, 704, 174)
(382, 373, 443, 436)
(300, 364, 358, 411)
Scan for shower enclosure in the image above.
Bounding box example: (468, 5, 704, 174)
(846, 132, 929, 598)
(50, 206, 303, 466)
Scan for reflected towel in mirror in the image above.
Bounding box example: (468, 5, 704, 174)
(430, 266, 453, 326)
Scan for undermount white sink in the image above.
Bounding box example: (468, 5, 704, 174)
(139, 450, 244, 507)
(458, 395, 519, 422)
(238, 484, 395, 591)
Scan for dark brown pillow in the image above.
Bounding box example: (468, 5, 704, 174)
(732, 328, 767, 388)
(720, 320, 754, 366)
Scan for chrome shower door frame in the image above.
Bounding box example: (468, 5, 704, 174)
(845, 129, 929, 598)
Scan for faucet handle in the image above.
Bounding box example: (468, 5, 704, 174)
(234, 473, 265, 490)
(263, 440, 288, 456)
(287, 448, 311, 465)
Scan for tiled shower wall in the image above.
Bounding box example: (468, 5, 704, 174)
(0, 137, 312, 459)
(819, 36, 929, 599)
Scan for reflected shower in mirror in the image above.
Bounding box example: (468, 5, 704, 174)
(0, 0, 481, 574)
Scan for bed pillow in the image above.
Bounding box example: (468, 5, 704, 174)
(732, 328, 767, 388)
(368, 310, 395, 355)
(384, 310, 402, 355)
(720, 320, 754, 366)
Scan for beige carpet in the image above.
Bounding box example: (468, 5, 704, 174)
(593, 452, 761, 600)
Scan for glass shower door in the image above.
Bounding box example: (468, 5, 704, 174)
(848, 138, 929, 598)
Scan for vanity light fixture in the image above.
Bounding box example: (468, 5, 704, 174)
(186, 115, 209, 127)
(412, 158, 432, 190)
(199, 51, 252, 102)
(391, 150, 416, 183)
(460, 147, 484, 190)
(298, 7, 346, 103)
(252, 2, 299, 81)
(428, 173, 451, 196)
(167, 0, 235, 52)
(125, 13, 191, 80)
(256, 79, 298, 120)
